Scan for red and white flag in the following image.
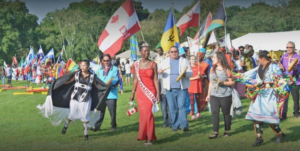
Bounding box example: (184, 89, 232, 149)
(176, 0, 200, 36)
(13, 56, 18, 65)
(98, 0, 141, 57)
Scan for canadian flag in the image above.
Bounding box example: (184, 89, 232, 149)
(98, 0, 141, 57)
(176, 0, 200, 36)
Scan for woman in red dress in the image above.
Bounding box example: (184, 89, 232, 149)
(188, 56, 202, 120)
(130, 42, 159, 146)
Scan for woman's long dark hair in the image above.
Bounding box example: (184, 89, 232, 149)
(232, 50, 240, 59)
(213, 51, 231, 74)
(258, 50, 271, 61)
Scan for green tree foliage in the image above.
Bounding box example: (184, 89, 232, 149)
(0, 0, 38, 64)
(1, 0, 300, 63)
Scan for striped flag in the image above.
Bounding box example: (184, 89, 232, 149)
(65, 59, 79, 73)
(160, 9, 180, 52)
(129, 35, 138, 60)
(98, 0, 141, 57)
(194, 12, 212, 40)
(205, 3, 226, 36)
(37, 45, 44, 60)
(176, 0, 201, 36)
(41, 48, 54, 64)
(56, 49, 64, 64)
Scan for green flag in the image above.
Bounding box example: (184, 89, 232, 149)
(19, 57, 24, 67)
(3, 61, 7, 69)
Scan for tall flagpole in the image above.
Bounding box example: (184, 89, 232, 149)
(223, 0, 228, 53)
(140, 30, 145, 42)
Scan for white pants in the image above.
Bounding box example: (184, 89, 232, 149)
(68, 98, 92, 122)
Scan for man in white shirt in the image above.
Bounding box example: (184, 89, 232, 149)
(158, 46, 193, 132)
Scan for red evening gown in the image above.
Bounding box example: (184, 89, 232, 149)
(136, 62, 157, 141)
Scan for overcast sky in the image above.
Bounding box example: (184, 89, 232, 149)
(21, 0, 277, 23)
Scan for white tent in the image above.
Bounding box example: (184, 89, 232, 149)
(232, 30, 300, 52)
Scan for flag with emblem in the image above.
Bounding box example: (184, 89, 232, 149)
(98, 0, 141, 57)
(176, 0, 200, 36)
(160, 9, 180, 53)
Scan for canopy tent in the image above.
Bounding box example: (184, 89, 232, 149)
(232, 30, 300, 52)
(115, 50, 158, 59)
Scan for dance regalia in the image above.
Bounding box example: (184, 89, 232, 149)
(198, 62, 209, 111)
(37, 69, 110, 126)
(236, 62, 293, 124)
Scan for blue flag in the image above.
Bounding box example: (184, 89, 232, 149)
(130, 35, 138, 60)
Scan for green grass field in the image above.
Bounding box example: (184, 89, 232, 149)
(0, 80, 300, 151)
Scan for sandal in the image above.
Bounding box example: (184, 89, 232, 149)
(223, 132, 230, 138)
(144, 142, 152, 146)
(209, 133, 219, 139)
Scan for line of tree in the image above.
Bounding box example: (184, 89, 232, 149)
(1, 0, 300, 63)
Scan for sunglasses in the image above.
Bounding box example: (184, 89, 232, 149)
(103, 60, 110, 62)
(170, 51, 178, 53)
(286, 47, 294, 49)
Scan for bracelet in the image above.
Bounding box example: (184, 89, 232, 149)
(132, 90, 136, 93)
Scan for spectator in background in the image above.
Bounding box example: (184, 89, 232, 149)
(155, 47, 165, 64)
(5, 64, 12, 85)
(279, 41, 300, 119)
(120, 62, 125, 75)
(232, 50, 245, 98)
(125, 60, 131, 85)
(0, 66, 6, 85)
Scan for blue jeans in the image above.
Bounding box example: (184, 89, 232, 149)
(160, 94, 172, 127)
(1, 76, 5, 85)
(7, 75, 12, 85)
(166, 88, 188, 130)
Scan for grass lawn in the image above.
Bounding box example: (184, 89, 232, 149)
(0, 80, 300, 151)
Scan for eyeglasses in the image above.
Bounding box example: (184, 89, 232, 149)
(103, 60, 110, 62)
(286, 47, 294, 49)
(170, 51, 178, 53)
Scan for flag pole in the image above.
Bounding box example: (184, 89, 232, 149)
(223, 0, 228, 53)
(140, 30, 145, 42)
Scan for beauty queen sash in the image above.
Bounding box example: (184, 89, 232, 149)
(134, 61, 159, 114)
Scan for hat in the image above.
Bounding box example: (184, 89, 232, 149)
(199, 48, 206, 54)
(238, 46, 245, 49)
(179, 47, 185, 56)
(244, 49, 250, 54)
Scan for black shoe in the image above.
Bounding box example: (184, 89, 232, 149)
(275, 133, 286, 143)
(89, 127, 100, 132)
(252, 138, 264, 147)
(163, 125, 169, 128)
(111, 127, 117, 131)
(223, 132, 230, 138)
(294, 114, 299, 118)
(84, 135, 88, 141)
(280, 114, 287, 120)
(61, 126, 67, 134)
(172, 129, 177, 132)
(209, 133, 219, 139)
(183, 127, 189, 132)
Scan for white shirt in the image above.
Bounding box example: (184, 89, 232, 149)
(158, 57, 193, 90)
(125, 64, 131, 74)
(37, 66, 42, 75)
(233, 58, 243, 71)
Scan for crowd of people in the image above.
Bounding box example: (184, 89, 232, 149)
(35, 41, 299, 147)
(0, 63, 60, 87)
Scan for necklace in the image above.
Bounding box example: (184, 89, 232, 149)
(141, 59, 148, 66)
